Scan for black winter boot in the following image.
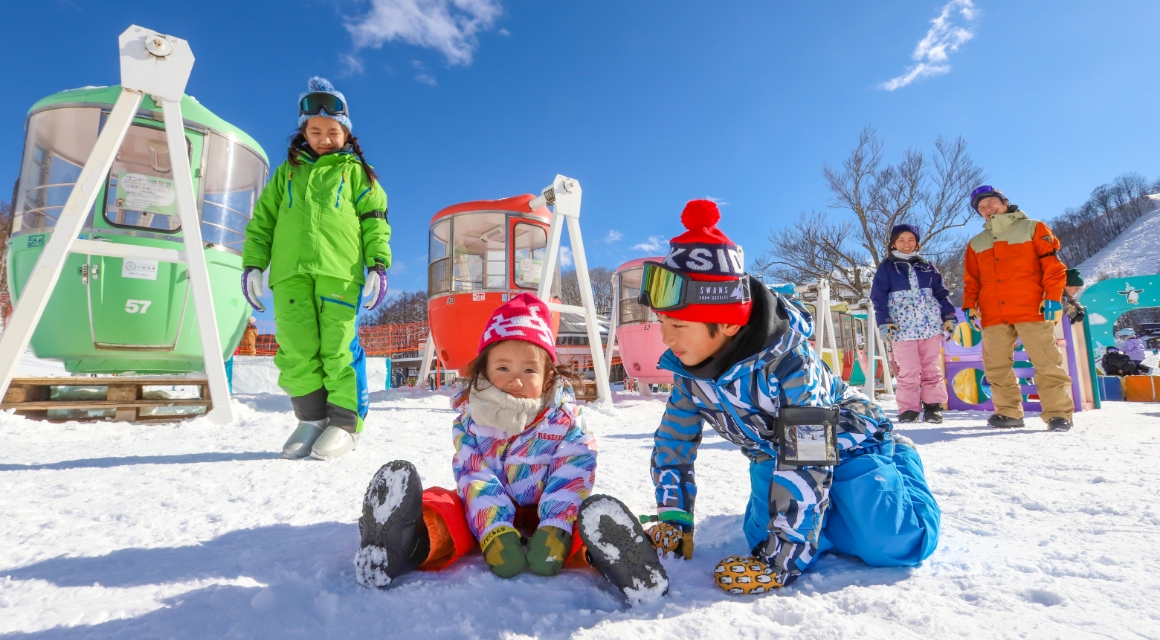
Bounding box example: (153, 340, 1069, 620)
(355, 461, 430, 589)
(922, 403, 943, 424)
(897, 410, 920, 423)
(1047, 417, 1072, 432)
(578, 495, 669, 605)
(987, 413, 1025, 429)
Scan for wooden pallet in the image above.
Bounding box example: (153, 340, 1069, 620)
(1, 376, 212, 422)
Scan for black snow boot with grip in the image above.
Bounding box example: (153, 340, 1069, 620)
(354, 460, 430, 589)
(897, 410, 920, 423)
(578, 495, 669, 605)
(922, 402, 943, 424)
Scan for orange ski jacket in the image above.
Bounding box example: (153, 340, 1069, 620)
(962, 210, 1067, 328)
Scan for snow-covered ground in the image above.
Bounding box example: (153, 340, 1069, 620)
(1077, 195, 1160, 281)
(2, 389, 1160, 639)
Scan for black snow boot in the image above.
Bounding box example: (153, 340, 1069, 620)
(987, 413, 1025, 429)
(1047, 417, 1072, 432)
(578, 495, 669, 604)
(354, 460, 430, 589)
(897, 410, 920, 423)
(922, 403, 943, 424)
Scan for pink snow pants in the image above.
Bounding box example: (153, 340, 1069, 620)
(893, 335, 947, 413)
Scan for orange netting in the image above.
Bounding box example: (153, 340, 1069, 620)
(239, 321, 431, 357)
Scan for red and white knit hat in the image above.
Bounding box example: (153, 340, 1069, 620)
(661, 199, 751, 325)
(478, 293, 557, 362)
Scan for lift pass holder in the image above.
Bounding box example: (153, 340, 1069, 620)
(776, 406, 839, 467)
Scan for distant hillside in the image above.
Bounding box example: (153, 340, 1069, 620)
(1076, 194, 1160, 281)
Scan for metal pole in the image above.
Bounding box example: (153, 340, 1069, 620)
(162, 99, 233, 424)
(864, 297, 878, 398)
(566, 214, 613, 411)
(604, 273, 618, 381)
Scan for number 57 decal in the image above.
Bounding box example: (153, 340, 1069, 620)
(125, 299, 153, 314)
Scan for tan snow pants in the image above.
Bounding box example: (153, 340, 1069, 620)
(981, 321, 1073, 422)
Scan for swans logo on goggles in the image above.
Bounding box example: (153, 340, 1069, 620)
(662, 243, 745, 276)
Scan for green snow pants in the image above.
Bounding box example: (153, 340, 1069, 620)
(272, 274, 369, 433)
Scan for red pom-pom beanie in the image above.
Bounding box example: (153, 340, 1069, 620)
(660, 200, 751, 325)
(478, 293, 558, 362)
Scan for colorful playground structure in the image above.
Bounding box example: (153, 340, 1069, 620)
(943, 310, 1099, 412)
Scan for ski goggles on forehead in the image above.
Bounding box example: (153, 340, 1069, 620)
(637, 261, 751, 312)
(299, 92, 348, 117)
(970, 185, 999, 202)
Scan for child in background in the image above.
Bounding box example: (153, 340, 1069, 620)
(354, 294, 667, 603)
(241, 77, 391, 460)
(870, 224, 957, 423)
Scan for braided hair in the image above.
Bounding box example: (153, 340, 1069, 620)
(287, 124, 378, 188)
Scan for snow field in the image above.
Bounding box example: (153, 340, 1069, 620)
(0, 389, 1159, 638)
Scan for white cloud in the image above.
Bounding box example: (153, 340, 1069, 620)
(345, 0, 503, 67)
(389, 258, 407, 274)
(340, 53, 366, 76)
(411, 59, 438, 85)
(605, 230, 623, 243)
(632, 236, 667, 253)
(880, 0, 978, 91)
(705, 196, 729, 206)
(559, 246, 574, 268)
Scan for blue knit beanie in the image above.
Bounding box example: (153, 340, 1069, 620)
(298, 77, 352, 131)
(889, 223, 921, 247)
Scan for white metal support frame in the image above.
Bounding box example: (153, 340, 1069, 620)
(797, 280, 840, 368)
(0, 25, 234, 425)
(532, 175, 613, 412)
(416, 333, 436, 389)
(851, 299, 894, 398)
(603, 272, 619, 379)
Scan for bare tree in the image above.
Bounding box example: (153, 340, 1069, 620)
(364, 290, 428, 325)
(559, 267, 614, 315)
(1051, 172, 1159, 266)
(0, 197, 12, 298)
(763, 127, 984, 300)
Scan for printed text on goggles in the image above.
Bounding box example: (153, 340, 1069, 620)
(637, 261, 751, 312)
(299, 92, 348, 117)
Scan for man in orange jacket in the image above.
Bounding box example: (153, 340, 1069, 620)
(962, 186, 1073, 431)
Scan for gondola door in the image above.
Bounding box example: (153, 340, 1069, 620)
(509, 217, 551, 292)
(87, 119, 200, 350)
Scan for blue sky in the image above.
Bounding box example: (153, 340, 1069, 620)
(3, 0, 1159, 315)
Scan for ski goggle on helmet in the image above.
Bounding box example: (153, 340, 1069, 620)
(299, 92, 348, 118)
(637, 261, 751, 312)
(969, 185, 1007, 211)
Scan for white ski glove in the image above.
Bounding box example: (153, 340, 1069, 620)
(243, 267, 266, 313)
(363, 262, 388, 311)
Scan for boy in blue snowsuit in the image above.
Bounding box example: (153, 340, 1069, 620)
(642, 200, 940, 594)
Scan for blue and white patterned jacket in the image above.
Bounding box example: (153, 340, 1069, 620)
(650, 287, 892, 583)
(870, 254, 957, 342)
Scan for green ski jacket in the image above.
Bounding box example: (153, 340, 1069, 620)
(243, 149, 390, 287)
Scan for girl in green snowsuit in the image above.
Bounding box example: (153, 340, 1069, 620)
(241, 77, 391, 461)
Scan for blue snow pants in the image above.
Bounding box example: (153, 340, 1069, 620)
(743, 440, 940, 570)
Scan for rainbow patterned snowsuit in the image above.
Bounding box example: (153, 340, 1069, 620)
(451, 380, 598, 544)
